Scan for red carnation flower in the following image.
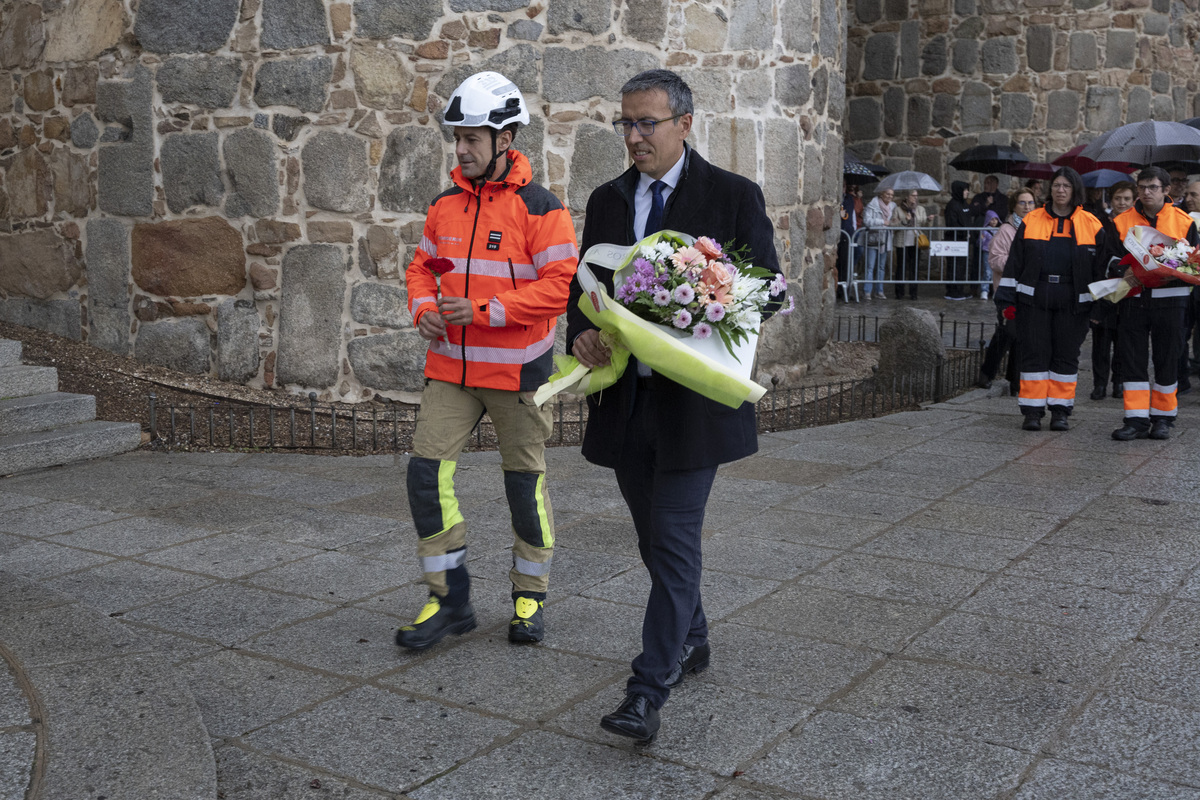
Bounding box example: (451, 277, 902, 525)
(427, 258, 455, 275)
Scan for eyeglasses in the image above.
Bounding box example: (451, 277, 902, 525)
(1137, 184, 1164, 193)
(1016, 199, 1036, 207)
(613, 115, 683, 137)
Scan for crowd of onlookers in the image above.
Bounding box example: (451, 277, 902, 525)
(838, 166, 1200, 405)
(839, 167, 1200, 304)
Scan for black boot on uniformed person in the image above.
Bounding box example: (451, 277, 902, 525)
(396, 595, 476, 650)
(666, 642, 711, 688)
(1149, 419, 1171, 440)
(1021, 413, 1042, 431)
(1049, 408, 1070, 432)
(600, 692, 660, 743)
(1112, 421, 1151, 441)
(508, 593, 544, 643)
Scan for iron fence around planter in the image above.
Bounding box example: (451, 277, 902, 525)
(146, 347, 987, 454)
(834, 311, 996, 350)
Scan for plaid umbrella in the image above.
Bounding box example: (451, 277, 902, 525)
(948, 144, 1030, 174)
(874, 170, 941, 193)
(1052, 144, 1136, 174)
(1079, 121, 1200, 167)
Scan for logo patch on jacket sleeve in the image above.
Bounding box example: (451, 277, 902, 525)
(487, 231, 502, 251)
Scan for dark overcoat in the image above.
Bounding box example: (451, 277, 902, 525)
(565, 145, 782, 470)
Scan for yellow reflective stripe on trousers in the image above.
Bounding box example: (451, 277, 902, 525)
(534, 472, 552, 548)
(435, 459, 465, 537)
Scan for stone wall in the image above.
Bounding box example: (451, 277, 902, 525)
(846, 0, 1199, 193)
(0, 0, 845, 401)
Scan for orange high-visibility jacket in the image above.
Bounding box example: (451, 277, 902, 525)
(995, 205, 1105, 311)
(1111, 202, 1200, 302)
(406, 149, 579, 391)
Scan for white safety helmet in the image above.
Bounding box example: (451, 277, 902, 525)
(442, 71, 530, 130)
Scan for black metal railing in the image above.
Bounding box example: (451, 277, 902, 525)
(147, 343, 988, 454)
(833, 312, 995, 349)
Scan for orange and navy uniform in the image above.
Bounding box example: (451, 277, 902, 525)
(995, 205, 1106, 416)
(1109, 202, 1200, 425)
(406, 149, 578, 391)
(1110, 203, 1199, 301)
(995, 205, 1105, 311)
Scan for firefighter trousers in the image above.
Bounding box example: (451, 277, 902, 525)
(1117, 296, 1185, 427)
(407, 379, 555, 604)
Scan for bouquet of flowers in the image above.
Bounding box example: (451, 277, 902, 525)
(613, 233, 788, 361)
(1089, 226, 1200, 303)
(534, 230, 789, 409)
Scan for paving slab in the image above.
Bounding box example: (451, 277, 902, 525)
(244, 686, 518, 793)
(410, 729, 717, 799)
(747, 711, 1029, 799)
(1014, 759, 1200, 800)
(2, 329, 1199, 798)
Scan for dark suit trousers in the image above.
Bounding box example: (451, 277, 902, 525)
(614, 385, 717, 710)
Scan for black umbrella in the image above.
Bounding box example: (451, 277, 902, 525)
(1079, 121, 1200, 167)
(843, 155, 876, 184)
(949, 144, 1030, 174)
(1183, 117, 1200, 131)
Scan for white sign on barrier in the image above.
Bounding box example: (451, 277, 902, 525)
(929, 240, 969, 258)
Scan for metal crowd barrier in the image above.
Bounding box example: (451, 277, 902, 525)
(839, 225, 996, 301)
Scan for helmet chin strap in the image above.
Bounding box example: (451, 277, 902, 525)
(477, 128, 510, 186)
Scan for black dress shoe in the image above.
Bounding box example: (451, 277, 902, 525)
(1112, 424, 1150, 441)
(1090, 385, 1106, 400)
(1022, 416, 1041, 431)
(1149, 419, 1171, 440)
(600, 693, 660, 743)
(1111, 384, 1123, 399)
(666, 642, 711, 688)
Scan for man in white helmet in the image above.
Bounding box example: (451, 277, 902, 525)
(396, 72, 579, 650)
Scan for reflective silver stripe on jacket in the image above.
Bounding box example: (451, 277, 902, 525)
(420, 236, 437, 258)
(421, 549, 467, 573)
(1150, 286, 1192, 298)
(410, 295, 437, 316)
(428, 326, 555, 364)
(1077, 293, 1092, 303)
(1016, 283, 1035, 296)
(460, 257, 538, 281)
(533, 242, 580, 272)
(489, 298, 506, 327)
(513, 556, 552, 576)
(999, 277, 1018, 287)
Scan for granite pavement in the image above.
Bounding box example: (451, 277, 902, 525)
(3, 316, 1200, 798)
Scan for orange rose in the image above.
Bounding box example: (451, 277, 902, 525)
(695, 237, 724, 261)
(1148, 243, 1165, 257)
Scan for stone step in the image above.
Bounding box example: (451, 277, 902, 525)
(0, 419, 142, 476)
(0, 572, 218, 800)
(0, 338, 21, 368)
(0, 364, 59, 400)
(0, 392, 97, 436)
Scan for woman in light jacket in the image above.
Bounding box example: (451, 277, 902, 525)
(890, 190, 927, 300)
(862, 187, 895, 300)
(977, 188, 1037, 389)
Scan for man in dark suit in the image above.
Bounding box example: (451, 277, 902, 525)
(566, 69, 782, 743)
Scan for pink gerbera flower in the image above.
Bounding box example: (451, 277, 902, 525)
(670, 246, 707, 273)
